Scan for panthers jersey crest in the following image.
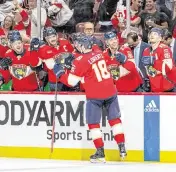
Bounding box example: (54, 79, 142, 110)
(12, 64, 27, 80)
(108, 64, 120, 80)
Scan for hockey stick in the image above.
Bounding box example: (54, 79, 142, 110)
(34, 71, 42, 91)
(29, 47, 42, 91)
(50, 78, 58, 158)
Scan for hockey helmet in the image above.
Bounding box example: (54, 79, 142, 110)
(71, 32, 85, 42)
(104, 31, 117, 40)
(8, 30, 22, 43)
(76, 35, 94, 49)
(43, 27, 57, 38)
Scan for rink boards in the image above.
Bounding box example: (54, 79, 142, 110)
(0, 92, 176, 163)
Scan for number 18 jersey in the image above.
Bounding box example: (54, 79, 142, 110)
(68, 51, 117, 99)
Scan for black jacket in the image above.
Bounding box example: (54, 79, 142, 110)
(98, 0, 119, 22)
(70, 0, 94, 24)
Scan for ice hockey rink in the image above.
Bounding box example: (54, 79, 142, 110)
(1, 158, 176, 172)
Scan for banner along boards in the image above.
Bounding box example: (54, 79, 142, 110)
(0, 94, 143, 150)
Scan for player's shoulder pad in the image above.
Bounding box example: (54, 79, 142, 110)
(126, 51, 133, 59)
(5, 49, 12, 54)
(75, 55, 83, 61)
(144, 46, 150, 51)
(59, 38, 66, 40)
(40, 44, 45, 48)
(103, 48, 108, 54)
(58, 38, 67, 43)
(46, 49, 53, 54)
(39, 45, 50, 54)
(159, 43, 167, 48)
(123, 43, 129, 47)
(120, 45, 130, 50)
(120, 45, 125, 50)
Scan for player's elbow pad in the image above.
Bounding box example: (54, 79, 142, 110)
(68, 73, 81, 87)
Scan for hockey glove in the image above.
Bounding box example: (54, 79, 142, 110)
(142, 78, 151, 92)
(0, 57, 12, 70)
(55, 53, 74, 70)
(30, 38, 40, 51)
(141, 56, 156, 66)
(147, 66, 157, 77)
(114, 52, 127, 64)
(53, 63, 65, 78)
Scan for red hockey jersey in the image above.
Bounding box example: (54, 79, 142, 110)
(143, 43, 176, 92)
(59, 51, 117, 99)
(4, 47, 41, 91)
(39, 39, 74, 83)
(103, 46, 142, 92)
(0, 44, 9, 57)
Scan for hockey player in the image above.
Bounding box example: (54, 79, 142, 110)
(38, 27, 74, 91)
(0, 30, 42, 91)
(103, 32, 143, 92)
(142, 28, 176, 92)
(53, 35, 127, 163)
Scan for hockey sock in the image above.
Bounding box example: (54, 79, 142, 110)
(88, 124, 104, 148)
(108, 118, 125, 144)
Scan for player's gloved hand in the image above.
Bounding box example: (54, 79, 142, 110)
(147, 66, 157, 77)
(53, 63, 65, 78)
(114, 52, 127, 64)
(30, 38, 40, 51)
(0, 57, 12, 70)
(142, 78, 151, 92)
(141, 56, 156, 66)
(55, 53, 74, 70)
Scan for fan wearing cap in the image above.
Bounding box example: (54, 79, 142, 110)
(103, 31, 143, 92)
(0, 30, 42, 91)
(142, 27, 176, 92)
(35, 27, 74, 91)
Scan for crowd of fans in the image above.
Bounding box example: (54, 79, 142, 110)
(0, 0, 176, 92)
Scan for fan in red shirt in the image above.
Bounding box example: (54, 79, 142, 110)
(0, 30, 41, 91)
(37, 27, 74, 91)
(0, 15, 14, 44)
(103, 32, 142, 92)
(142, 28, 176, 92)
(52, 34, 127, 163)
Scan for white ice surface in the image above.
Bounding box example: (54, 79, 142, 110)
(0, 158, 176, 172)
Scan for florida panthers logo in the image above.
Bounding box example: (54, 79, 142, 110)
(12, 64, 27, 80)
(108, 64, 120, 80)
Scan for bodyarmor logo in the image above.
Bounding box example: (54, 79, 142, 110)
(12, 64, 27, 80)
